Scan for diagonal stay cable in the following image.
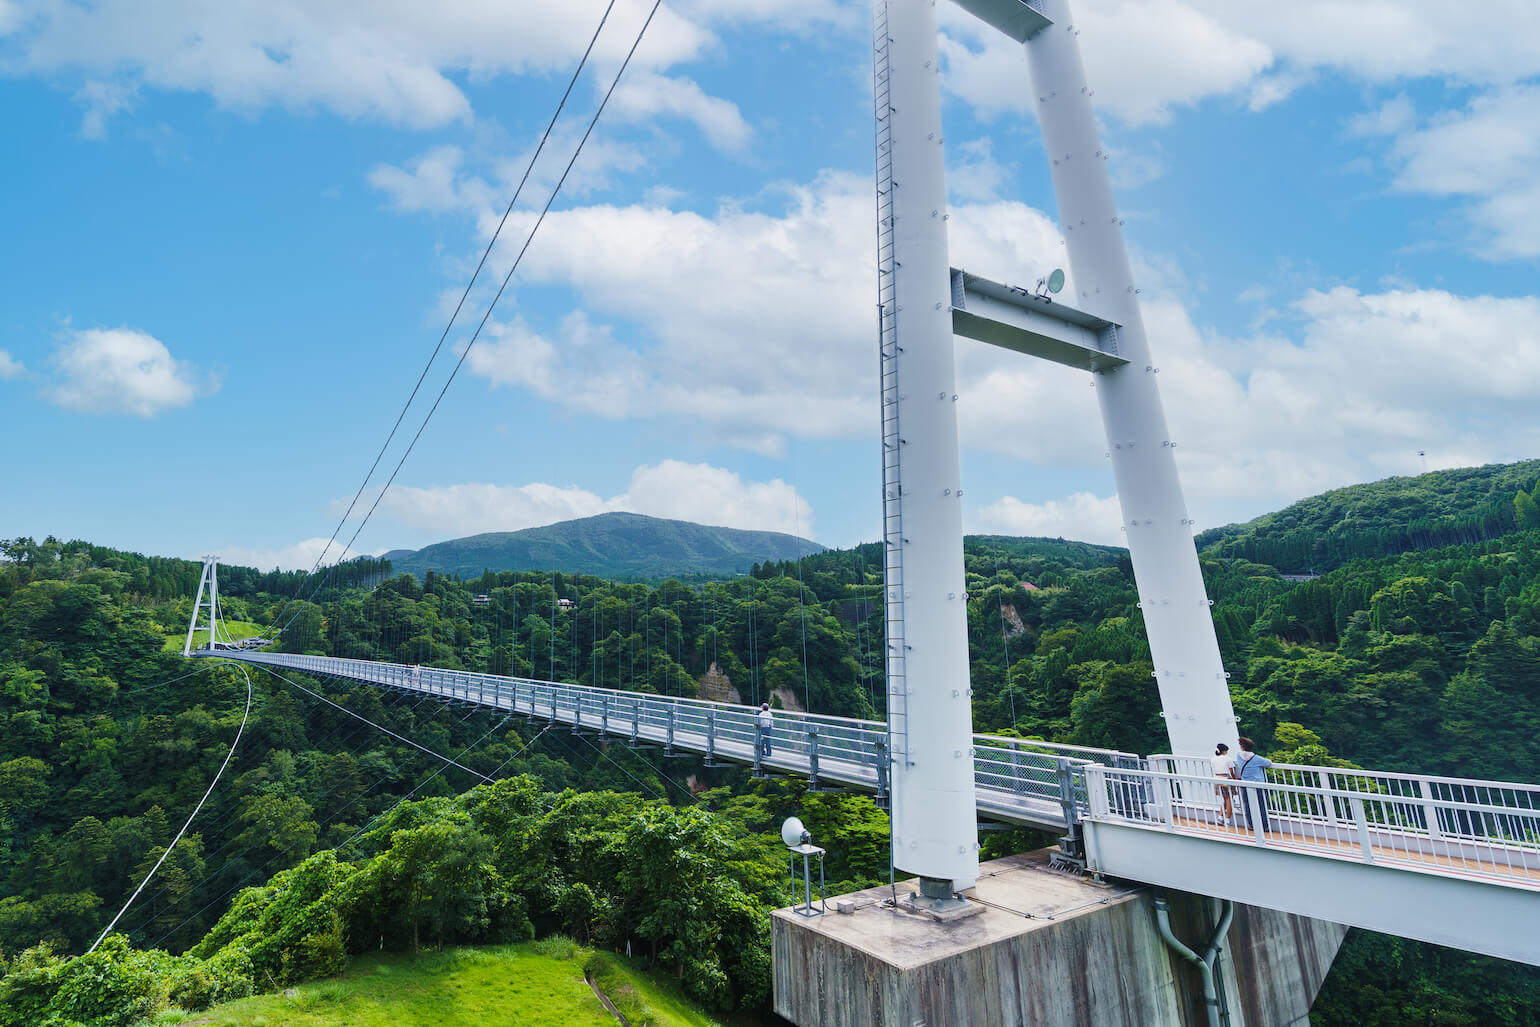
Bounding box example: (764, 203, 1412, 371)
(89, 664, 254, 953)
(258, 666, 492, 783)
(118, 676, 445, 925)
(144, 705, 531, 952)
(268, 0, 622, 632)
(334, 716, 542, 857)
(277, 0, 664, 637)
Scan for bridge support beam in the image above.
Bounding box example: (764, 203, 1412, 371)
(773, 850, 1345, 1027)
(1020, 0, 1237, 756)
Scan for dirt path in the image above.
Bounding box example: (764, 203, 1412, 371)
(586, 971, 630, 1026)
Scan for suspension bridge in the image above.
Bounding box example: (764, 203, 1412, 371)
(148, 0, 1540, 1020)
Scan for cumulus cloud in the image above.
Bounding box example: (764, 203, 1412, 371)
(0, 350, 23, 380)
(609, 71, 751, 152)
(939, 0, 1273, 126)
(450, 170, 1069, 456)
(972, 492, 1126, 547)
(218, 537, 377, 573)
(414, 160, 1540, 532)
(45, 327, 214, 417)
(1372, 84, 1540, 258)
(2, 0, 715, 134)
(939, 0, 1540, 128)
(371, 460, 814, 540)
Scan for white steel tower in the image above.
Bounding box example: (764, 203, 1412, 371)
(184, 556, 221, 657)
(873, 0, 1240, 899)
(1021, 0, 1237, 757)
(875, 0, 981, 895)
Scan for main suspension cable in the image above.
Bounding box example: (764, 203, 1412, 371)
(268, 0, 622, 631)
(279, 1, 664, 637)
(89, 664, 253, 953)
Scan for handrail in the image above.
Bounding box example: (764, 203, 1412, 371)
(1148, 753, 1540, 795)
(1093, 764, 1540, 819)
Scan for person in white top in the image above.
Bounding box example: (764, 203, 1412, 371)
(1212, 742, 1236, 823)
(757, 703, 774, 757)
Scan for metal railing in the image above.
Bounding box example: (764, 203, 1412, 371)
(1085, 764, 1540, 888)
(1149, 754, 1540, 853)
(222, 651, 1138, 827)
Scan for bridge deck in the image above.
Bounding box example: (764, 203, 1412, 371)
(209, 650, 1130, 832)
(200, 650, 1540, 964)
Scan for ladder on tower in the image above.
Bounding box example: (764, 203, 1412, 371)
(873, 0, 911, 769)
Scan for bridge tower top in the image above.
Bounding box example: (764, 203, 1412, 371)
(183, 556, 221, 657)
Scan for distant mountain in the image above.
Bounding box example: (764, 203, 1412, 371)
(382, 512, 824, 580)
(1195, 459, 1539, 575)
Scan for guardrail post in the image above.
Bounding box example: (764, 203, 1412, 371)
(665, 706, 677, 756)
(1056, 759, 1080, 838)
(1249, 785, 1269, 845)
(704, 711, 720, 767)
(1154, 774, 1174, 829)
(1418, 778, 1443, 840)
(874, 738, 890, 809)
(547, 689, 556, 727)
(631, 701, 642, 747)
(1350, 797, 1375, 863)
(1319, 769, 1339, 826)
(807, 727, 821, 792)
(601, 694, 610, 736)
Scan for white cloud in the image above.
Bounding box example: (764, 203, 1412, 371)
(610, 71, 751, 152)
(1348, 94, 1415, 138)
(45, 327, 213, 417)
(1378, 84, 1540, 258)
(449, 170, 1069, 457)
(372, 460, 814, 540)
(219, 537, 377, 573)
(0, 350, 23, 380)
(2, 0, 716, 133)
(939, 0, 1273, 126)
(973, 492, 1126, 546)
(940, 1, 1540, 129)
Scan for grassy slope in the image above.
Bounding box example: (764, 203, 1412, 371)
(161, 621, 269, 652)
(171, 943, 719, 1027)
(584, 951, 723, 1027)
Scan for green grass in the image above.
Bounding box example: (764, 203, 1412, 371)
(162, 620, 270, 652)
(584, 951, 725, 1027)
(169, 944, 616, 1026)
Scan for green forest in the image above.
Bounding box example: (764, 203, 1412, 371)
(2, 461, 1540, 1024)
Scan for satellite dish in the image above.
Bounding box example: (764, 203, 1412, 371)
(1047, 268, 1065, 294)
(781, 816, 810, 849)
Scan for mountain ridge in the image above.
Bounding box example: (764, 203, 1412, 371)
(383, 511, 824, 580)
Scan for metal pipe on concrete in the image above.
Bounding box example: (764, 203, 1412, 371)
(1023, 0, 1238, 757)
(1154, 895, 1234, 1026)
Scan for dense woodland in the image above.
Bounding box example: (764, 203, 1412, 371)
(2, 461, 1540, 1024)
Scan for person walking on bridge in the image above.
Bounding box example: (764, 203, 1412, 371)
(1234, 737, 1273, 836)
(1212, 742, 1236, 824)
(757, 702, 774, 758)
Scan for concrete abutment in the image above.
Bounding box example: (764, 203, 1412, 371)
(772, 850, 1346, 1026)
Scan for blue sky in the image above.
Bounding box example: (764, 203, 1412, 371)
(3, 0, 1539, 569)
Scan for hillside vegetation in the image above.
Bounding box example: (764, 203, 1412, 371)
(1196, 459, 1540, 574)
(383, 512, 823, 581)
(3, 458, 1540, 1024)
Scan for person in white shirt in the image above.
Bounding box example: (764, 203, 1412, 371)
(757, 702, 774, 757)
(1212, 742, 1236, 823)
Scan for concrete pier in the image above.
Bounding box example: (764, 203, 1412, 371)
(772, 850, 1345, 1026)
